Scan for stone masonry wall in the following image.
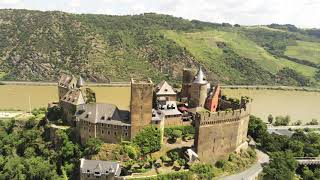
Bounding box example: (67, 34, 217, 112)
(194, 106, 250, 164)
(78, 120, 131, 145)
(130, 79, 153, 138)
(189, 83, 207, 108)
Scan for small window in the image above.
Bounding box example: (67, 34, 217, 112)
(85, 114, 89, 118)
(114, 132, 117, 136)
(125, 126, 128, 130)
(125, 132, 128, 136)
(114, 125, 117, 129)
(107, 124, 110, 128)
(101, 130, 104, 134)
(87, 170, 90, 172)
(101, 116, 105, 120)
(107, 131, 110, 135)
(107, 117, 111, 120)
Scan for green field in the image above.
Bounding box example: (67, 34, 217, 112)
(285, 40, 320, 64)
(164, 30, 317, 79)
(164, 30, 281, 74)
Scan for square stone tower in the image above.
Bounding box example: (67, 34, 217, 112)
(130, 78, 154, 138)
(181, 68, 194, 98)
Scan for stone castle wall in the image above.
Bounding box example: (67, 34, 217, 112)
(194, 104, 250, 163)
(77, 120, 131, 145)
(60, 101, 77, 125)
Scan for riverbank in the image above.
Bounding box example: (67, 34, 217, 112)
(1, 81, 320, 92)
(223, 85, 320, 92)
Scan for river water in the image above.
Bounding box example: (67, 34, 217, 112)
(0, 85, 319, 123)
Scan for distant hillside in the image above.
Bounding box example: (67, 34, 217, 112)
(0, 9, 319, 86)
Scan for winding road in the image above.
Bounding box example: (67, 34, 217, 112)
(219, 150, 269, 180)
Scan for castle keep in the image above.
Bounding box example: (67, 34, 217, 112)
(194, 100, 250, 163)
(130, 78, 154, 137)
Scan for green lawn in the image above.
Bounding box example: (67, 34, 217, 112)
(285, 40, 320, 64)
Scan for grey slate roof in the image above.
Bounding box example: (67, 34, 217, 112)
(58, 74, 76, 88)
(193, 67, 208, 84)
(155, 81, 176, 95)
(60, 89, 86, 105)
(80, 158, 121, 176)
(76, 103, 130, 126)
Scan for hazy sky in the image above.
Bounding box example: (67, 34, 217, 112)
(0, 0, 319, 28)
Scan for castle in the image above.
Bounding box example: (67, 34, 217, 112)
(56, 75, 161, 145)
(52, 67, 250, 164)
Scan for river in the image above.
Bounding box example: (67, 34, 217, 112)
(0, 85, 319, 123)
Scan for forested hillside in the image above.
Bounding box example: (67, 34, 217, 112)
(0, 9, 319, 86)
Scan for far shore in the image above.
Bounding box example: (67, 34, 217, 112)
(1, 81, 320, 92)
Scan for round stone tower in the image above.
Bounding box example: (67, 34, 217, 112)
(189, 67, 208, 108)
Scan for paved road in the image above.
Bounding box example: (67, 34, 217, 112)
(219, 150, 269, 180)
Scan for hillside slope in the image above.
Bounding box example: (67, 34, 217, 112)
(0, 9, 319, 86)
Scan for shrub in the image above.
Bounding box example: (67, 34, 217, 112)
(190, 163, 218, 179)
(84, 138, 103, 156)
(215, 159, 226, 168)
(168, 151, 179, 161)
(274, 115, 291, 126)
(172, 130, 182, 140)
(31, 107, 46, 116)
(121, 144, 140, 160)
(46, 106, 62, 121)
(133, 126, 161, 155)
(164, 126, 195, 139)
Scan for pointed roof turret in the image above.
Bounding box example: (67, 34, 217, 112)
(193, 67, 207, 84)
(77, 76, 85, 88)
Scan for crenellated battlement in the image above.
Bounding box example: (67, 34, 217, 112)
(196, 102, 251, 126)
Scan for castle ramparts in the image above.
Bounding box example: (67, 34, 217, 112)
(196, 105, 250, 126)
